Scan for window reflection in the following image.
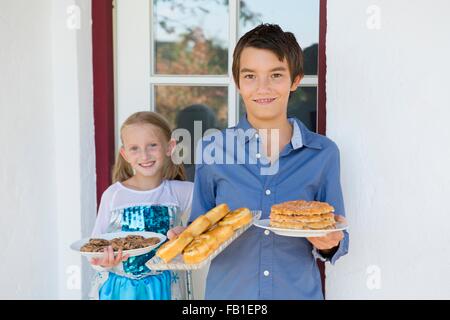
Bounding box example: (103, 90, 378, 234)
(240, 0, 319, 75)
(153, 0, 229, 75)
(155, 85, 228, 181)
(287, 87, 317, 132)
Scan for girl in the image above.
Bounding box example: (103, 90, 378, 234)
(89, 111, 193, 300)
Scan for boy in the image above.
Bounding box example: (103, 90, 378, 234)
(170, 24, 349, 299)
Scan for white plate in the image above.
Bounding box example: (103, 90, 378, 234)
(253, 219, 348, 237)
(70, 231, 166, 259)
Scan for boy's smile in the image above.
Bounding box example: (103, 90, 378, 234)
(253, 97, 277, 105)
(238, 47, 301, 124)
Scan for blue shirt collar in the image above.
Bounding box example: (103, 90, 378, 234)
(235, 114, 322, 150)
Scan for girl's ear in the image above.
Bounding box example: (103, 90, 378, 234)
(290, 75, 303, 91)
(119, 146, 128, 162)
(166, 138, 177, 157)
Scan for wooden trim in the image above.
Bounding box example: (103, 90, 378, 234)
(317, 0, 328, 298)
(92, 0, 115, 206)
(317, 0, 327, 136)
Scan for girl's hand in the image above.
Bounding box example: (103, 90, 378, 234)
(167, 226, 186, 240)
(90, 246, 129, 268)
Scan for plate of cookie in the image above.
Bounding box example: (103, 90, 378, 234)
(253, 200, 348, 237)
(70, 231, 166, 258)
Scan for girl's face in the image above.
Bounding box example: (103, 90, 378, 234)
(119, 123, 175, 179)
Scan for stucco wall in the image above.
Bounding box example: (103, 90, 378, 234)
(0, 0, 96, 299)
(0, 0, 59, 299)
(326, 0, 450, 299)
(52, 0, 96, 300)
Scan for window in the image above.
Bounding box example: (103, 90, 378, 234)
(115, 0, 323, 147)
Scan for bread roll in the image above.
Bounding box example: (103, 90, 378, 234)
(218, 208, 252, 230)
(182, 238, 212, 264)
(184, 215, 211, 237)
(156, 232, 193, 263)
(204, 203, 230, 225)
(197, 233, 220, 251)
(204, 225, 234, 244)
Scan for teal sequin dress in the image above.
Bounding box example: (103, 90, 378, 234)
(89, 180, 194, 300)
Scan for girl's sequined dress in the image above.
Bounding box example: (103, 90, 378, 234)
(89, 180, 194, 300)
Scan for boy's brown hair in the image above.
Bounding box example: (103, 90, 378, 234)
(232, 23, 304, 88)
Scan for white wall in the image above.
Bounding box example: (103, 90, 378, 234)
(52, 0, 97, 300)
(0, 0, 96, 299)
(326, 0, 450, 299)
(0, 0, 58, 299)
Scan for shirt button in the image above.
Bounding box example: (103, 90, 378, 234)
(256, 153, 261, 159)
(263, 270, 270, 277)
(264, 230, 270, 236)
(265, 189, 271, 195)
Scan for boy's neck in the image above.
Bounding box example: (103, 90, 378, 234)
(246, 114, 292, 138)
(246, 114, 293, 161)
(123, 174, 163, 191)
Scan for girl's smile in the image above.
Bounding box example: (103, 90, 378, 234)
(139, 161, 156, 168)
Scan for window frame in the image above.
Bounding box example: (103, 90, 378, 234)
(115, 0, 320, 131)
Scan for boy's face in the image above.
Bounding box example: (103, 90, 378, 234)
(238, 47, 301, 124)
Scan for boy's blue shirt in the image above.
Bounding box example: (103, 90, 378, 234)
(191, 115, 349, 299)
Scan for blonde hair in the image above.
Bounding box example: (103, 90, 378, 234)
(112, 111, 186, 183)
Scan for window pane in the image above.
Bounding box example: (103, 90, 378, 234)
(155, 85, 227, 181)
(153, 0, 228, 75)
(239, 87, 317, 132)
(239, 0, 319, 75)
(287, 87, 317, 132)
(155, 85, 228, 130)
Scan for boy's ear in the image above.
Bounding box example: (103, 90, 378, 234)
(166, 139, 177, 156)
(290, 75, 303, 91)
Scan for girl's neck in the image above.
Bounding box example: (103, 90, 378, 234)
(122, 174, 164, 191)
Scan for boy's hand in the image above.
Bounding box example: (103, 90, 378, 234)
(307, 215, 347, 251)
(167, 226, 187, 240)
(90, 246, 129, 268)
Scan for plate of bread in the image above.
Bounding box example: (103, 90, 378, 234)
(253, 200, 348, 237)
(145, 204, 261, 270)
